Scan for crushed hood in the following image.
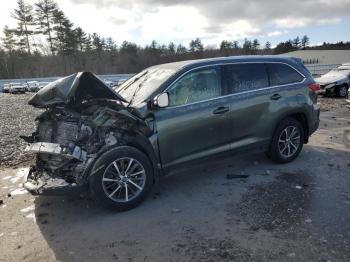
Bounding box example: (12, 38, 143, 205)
(315, 71, 348, 85)
(28, 72, 127, 108)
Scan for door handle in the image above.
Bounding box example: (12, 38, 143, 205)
(213, 106, 229, 114)
(270, 93, 282, 100)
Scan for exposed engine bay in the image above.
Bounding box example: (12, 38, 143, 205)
(22, 72, 151, 195)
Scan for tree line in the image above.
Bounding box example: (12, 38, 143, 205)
(0, 0, 346, 79)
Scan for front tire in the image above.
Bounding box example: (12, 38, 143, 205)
(268, 117, 304, 163)
(336, 85, 348, 98)
(89, 146, 153, 211)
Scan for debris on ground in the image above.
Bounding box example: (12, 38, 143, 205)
(226, 174, 249, 179)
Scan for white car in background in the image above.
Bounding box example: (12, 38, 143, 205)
(3, 84, 10, 93)
(315, 63, 350, 97)
(8, 82, 27, 94)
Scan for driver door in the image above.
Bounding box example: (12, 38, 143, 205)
(154, 66, 233, 168)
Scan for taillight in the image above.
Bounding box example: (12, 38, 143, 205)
(309, 83, 320, 92)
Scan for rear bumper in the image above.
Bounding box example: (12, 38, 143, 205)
(309, 103, 320, 135)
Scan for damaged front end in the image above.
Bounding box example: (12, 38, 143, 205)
(22, 72, 151, 195)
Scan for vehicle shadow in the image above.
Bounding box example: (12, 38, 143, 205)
(33, 145, 350, 261)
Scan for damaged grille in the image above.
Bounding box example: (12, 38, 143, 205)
(37, 118, 82, 171)
(38, 120, 79, 146)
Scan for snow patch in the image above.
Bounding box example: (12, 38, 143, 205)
(25, 213, 36, 223)
(10, 188, 28, 196)
(21, 205, 35, 213)
(10, 168, 30, 184)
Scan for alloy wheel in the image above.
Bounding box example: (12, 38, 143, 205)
(278, 126, 301, 158)
(102, 157, 146, 203)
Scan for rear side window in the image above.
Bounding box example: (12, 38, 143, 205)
(223, 63, 269, 94)
(267, 63, 304, 86)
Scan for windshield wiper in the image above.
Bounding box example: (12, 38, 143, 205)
(120, 71, 148, 92)
(127, 83, 144, 107)
(126, 71, 153, 107)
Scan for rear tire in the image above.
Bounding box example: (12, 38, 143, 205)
(268, 117, 304, 163)
(89, 146, 153, 211)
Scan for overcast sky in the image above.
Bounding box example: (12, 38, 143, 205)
(1, 0, 350, 47)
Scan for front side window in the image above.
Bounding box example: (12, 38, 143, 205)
(223, 63, 269, 94)
(167, 67, 221, 106)
(267, 63, 304, 86)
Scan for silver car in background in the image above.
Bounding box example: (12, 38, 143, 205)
(315, 63, 350, 97)
(8, 83, 27, 94)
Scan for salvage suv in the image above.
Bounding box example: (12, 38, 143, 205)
(22, 56, 320, 211)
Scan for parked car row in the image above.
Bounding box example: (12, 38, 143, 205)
(3, 83, 27, 94)
(2, 77, 129, 94)
(315, 63, 350, 97)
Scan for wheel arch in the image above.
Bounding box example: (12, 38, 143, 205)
(274, 111, 309, 143)
(85, 135, 161, 185)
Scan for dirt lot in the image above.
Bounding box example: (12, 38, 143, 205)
(0, 93, 350, 261)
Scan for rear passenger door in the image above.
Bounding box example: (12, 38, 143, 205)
(222, 63, 273, 150)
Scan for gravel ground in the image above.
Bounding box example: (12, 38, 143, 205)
(0, 92, 349, 261)
(0, 93, 43, 167)
(0, 108, 349, 262)
(0, 93, 347, 168)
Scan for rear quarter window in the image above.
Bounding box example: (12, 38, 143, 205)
(267, 63, 304, 86)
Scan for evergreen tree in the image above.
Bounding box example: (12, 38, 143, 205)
(168, 42, 175, 54)
(176, 44, 187, 54)
(252, 39, 260, 53)
(243, 38, 252, 54)
(35, 0, 58, 54)
(220, 40, 233, 50)
(189, 38, 203, 52)
(233, 41, 239, 49)
(91, 33, 104, 51)
(52, 9, 77, 54)
(52, 9, 65, 52)
(12, 0, 35, 54)
(292, 36, 301, 49)
(265, 41, 271, 50)
(105, 37, 117, 52)
(2, 26, 17, 52)
(301, 35, 310, 49)
(274, 40, 294, 54)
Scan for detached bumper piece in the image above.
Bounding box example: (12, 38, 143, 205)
(25, 142, 87, 161)
(23, 169, 87, 196)
(346, 99, 350, 110)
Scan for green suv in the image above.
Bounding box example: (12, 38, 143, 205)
(23, 56, 320, 210)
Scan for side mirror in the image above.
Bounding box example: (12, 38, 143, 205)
(154, 92, 169, 108)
